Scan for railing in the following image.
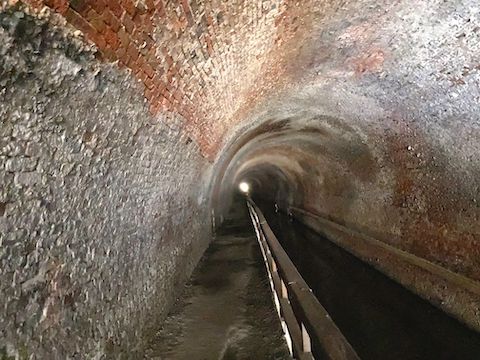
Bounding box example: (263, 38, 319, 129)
(246, 199, 360, 360)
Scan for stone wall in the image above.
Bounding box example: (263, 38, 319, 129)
(0, 7, 211, 358)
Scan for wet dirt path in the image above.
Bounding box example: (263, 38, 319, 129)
(145, 205, 290, 360)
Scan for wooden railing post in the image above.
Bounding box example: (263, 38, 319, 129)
(302, 323, 312, 353)
(281, 279, 288, 299)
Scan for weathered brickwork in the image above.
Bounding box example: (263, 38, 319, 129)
(18, 0, 298, 159)
(0, 7, 211, 358)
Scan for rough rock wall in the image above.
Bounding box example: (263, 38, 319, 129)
(0, 7, 211, 359)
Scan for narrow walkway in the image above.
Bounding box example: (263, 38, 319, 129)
(145, 203, 290, 359)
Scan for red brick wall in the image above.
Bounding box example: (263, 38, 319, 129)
(21, 0, 302, 159)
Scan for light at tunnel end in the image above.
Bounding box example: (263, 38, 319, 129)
(239, 181, 250, 194)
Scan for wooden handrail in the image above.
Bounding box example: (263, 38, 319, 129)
(247, 199, 360, 360)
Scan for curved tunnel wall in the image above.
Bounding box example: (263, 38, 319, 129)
(212, 0, 480, 331)
(215, 0, 480, 242)
(1, 0, 480, 358)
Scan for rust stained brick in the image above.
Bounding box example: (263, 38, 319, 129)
(135, 54, 146, 70)
(149, 101, 157, 114)
(165, 86, 173, 99)
(131, 11, 142, 26)
(142, 15, 154, 33)
(126, 55, 137, 68)
(121, 0, 136, 16)
(117, 27, 130, 45)
(38, 0, 294, 160)
(151, 90, 162, 103)
(116, 45, 127, 60)
(65, 8, 107, 50)
(143, 34, 155, 49)
(143, 62, 155, 78)
(107, 1, 124, 18)
(155, 0, 166, 18)
(88, 29, 107, 49)
(131, 27, 147, 45)
(86, 9, 107, 33)
(156, 79, 166, 94)
(144, 75, 155, 89)
(89, 0, 106, 13)
(146, 50, 159, 67)
(101, 10, 121, 32)
(180, 0, 194, 26)
(151, 95, 166, 114)
(132, 12, 146, 27)
(102, 44, 117, 61)
(104, 26, 120, 50)
(94, 33, 107, 49)
(145, 0, 154, 9)
(173, 90, 183, 102)
(121, 13, 135, 34)
(166, 68, 175, 83)
(45, 0, 69, 14)
(145, 87, 154, 100)
(65, 8, 96, 36)
(127, 42, 140, 63)
(206, 14, 214, 27)
(121, 53, 130, 64)
(151, 73, 161, 87)
(165, 53, 174, 67)
(139, 43, 150, 56)
(160, 95, 171, 107)
(137, 68, 148, 83)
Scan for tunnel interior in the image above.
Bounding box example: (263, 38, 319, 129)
(1, 0, 480, 358)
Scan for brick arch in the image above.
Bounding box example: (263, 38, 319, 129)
(22, 0, 303, 159)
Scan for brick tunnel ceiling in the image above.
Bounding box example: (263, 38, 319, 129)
(2, 0, 480, 355)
